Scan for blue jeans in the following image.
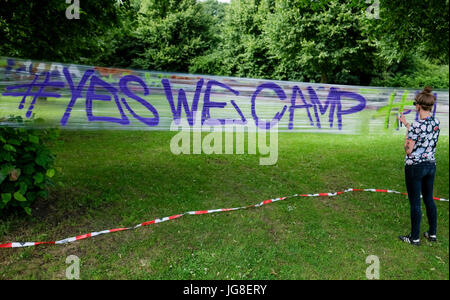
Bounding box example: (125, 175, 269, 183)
(404, 161, 437, 240)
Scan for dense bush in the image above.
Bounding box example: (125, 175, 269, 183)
(0, 116, 58, 215)
(371, 57, 449, 89)
(99, 0, 218, 73)
(190, 0, 378, 85)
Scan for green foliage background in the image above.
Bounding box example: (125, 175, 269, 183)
(0, 0, 448, 88)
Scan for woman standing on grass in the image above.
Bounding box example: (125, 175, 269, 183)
(397, 86, 440, 246)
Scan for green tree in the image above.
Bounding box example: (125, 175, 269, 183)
(368, 0, 449, 64)
(264, 0, 376, 84)
(200, 0, 228, 25)
(126, 0, 216, 72)
(96, 0, 145, 68)
(0, 0, 122, 64)
(192, 0, 379, 85)
(191, 0, 277, 78)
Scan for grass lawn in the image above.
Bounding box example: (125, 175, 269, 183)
(0, 130, 448, 280)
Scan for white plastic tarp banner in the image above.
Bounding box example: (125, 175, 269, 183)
(1, 57, 448, 135)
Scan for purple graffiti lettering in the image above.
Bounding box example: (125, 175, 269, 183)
(86, 75, 129, 124)
(15, 64, 26, 75)
(50, 69, 60, 77)
(202, 80, 239, 125)
(308, 86, 339, 129)
(2, 72, 64, 118)
(251, 82, 287, 130)
(5, 59, 15, 74)
(60, 68, 95, 126)
(289, 86, 314, 130)
(307, 87, 366, 130)
(433, 93, 437, 117)
(403, 109, 412, 115)
(230, 100, 247, 125)
(337, 91, 366, 130)
(162, 78, 204, 126)
(119, 75, 159, 126)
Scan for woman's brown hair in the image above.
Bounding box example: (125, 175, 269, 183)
(415, 86, 435, 112)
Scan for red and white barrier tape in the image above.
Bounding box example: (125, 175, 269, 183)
(1, 188, 448, 249)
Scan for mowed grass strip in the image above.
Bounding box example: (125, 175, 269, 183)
(0, 131, 448, 279)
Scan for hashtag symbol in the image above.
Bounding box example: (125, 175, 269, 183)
(376, 91, 413, 130)
(2, 72, 65, 118)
